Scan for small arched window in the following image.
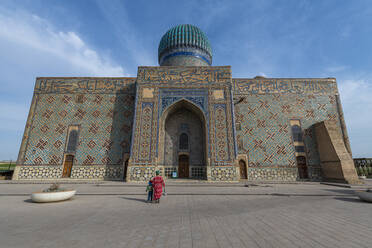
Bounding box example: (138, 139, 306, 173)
(291, 125, 303, 142)
(179, 133, 189, 150)
(66, 130, 79, 152)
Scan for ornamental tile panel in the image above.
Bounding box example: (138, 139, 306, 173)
(22, 80, 135, 168)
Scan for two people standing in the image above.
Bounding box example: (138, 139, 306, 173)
(146, 170, 165, 203)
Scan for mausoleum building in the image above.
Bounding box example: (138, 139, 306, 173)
(13, 24, 359, 183)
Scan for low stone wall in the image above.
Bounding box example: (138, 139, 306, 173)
(247, 167, 298, 181)
(210, 166, 238, 181)
(15, 166, 62, 180)
(13, 165, 123, 180)
(128, 166, 238, 181)
(71, 165, 123, 180)
(13, 164, 320, 182)
(128, 166, 157, 181)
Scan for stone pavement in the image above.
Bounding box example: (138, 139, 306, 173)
(0, 182, 371, 248)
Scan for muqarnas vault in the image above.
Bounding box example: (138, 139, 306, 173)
(13, 24, 359, 183)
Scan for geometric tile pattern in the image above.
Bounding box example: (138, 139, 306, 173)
(17, 166, 62, 179)
(210, 166, 237, 181)
(23, 91, 134, 168)
(160, 89, 208, 114)
(137, 103, 153, 161)
(213, 104, 229, 161)
(131, 66, 236, 174)
(16, 165, 123, 180)
(15, 78, 136, 180)
(248, 167, 298, 181)
(234, 87, 342, 180)
(129, 166, 157, 181)
(158, 88, 210, 159)
(15, 72, 346, 182)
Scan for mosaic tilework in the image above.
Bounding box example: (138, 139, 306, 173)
(158, 24, 212, 65)
(158, 88, 210, 158)
(17, 166, 62, 179)
(16, 165, 123, 180)
(213, 104, 230, 161)
(128, 166, 157, 181)
(23, 92, 134, 166)
(160, 89, 208, 114)
(247, 167, 298, 181)
(15, 69, 347, 183)
(233, 78, 338, 95)
(234, 92, 342, 180)
(210, 167, 237, 181)
(137, 66, 231, 85)
(71, 165, 123, 179)
(35, 78, 136, 94)
(137, 103, 153, 161)
(209, 88, 236, 166)
(131, 67, 236, 174)
(14, 78, 135, 180)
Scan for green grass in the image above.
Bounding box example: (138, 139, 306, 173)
(0, 164, 16, 171)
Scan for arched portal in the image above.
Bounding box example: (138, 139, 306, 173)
(239, 159, 247, 179)
(159, 99, 207, 179)
(296, 156, 309, 179)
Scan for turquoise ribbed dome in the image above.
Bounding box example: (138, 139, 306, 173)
(158, 24, 212, 66)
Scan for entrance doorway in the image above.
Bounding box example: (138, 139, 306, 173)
(296, 156, 308, 179)
(239, 160, 247, 179)
(160, 100, 207, 179)
(62, 155, 74, 178)
(178, 154, 189, 178)
(123, 159, 128, 181)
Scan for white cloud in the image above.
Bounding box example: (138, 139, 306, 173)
(258, 72, 268, 78)
(339, 79, 372, 157)
(0, 11, 126, 76)
(0, 9, 127, 159)
(325, 65, 348, 73)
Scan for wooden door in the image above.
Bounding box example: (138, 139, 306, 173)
(296, 156, 308, 179)
(239, 160, 247, 179)
(62, 155, 74, 178)
(178, 155, 189, 178)
(123, 159, 128, 181)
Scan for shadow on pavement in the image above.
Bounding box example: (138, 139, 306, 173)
(121, 197, 147, 203)
(334, 197, 368, 203)
(324, 189, 355, 195)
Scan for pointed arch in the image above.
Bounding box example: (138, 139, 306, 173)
(158, 99, 208, 178)
(162, 98, 207, 123)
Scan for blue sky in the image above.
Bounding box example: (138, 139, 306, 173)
(0, 0, 371, 160)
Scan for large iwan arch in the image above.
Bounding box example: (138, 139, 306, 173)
(158, 99, 208, 179)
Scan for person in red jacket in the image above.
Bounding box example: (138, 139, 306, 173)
(151, 171, 165, 203)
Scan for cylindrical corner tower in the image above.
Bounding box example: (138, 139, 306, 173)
(158, 24, 212, 66)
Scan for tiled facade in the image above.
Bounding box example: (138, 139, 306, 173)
(14, 78, 135, 180)
(233, 78, 342, 181)
(13, 67, 350, 182)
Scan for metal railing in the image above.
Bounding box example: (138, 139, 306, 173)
(163, 166, 206, 179)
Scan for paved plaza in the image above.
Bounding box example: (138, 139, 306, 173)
(0, 181, 371, 248)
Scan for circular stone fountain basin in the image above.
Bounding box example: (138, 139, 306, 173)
(31, 190, 76, 203)
(354, 190, 372, 203)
